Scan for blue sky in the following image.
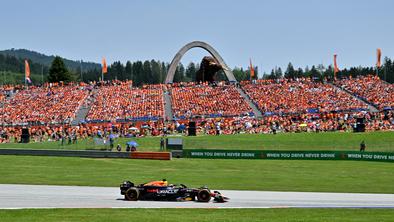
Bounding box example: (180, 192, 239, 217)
(1, 0, 393, 74)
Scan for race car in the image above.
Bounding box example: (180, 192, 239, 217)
(120, 179, 228, 202)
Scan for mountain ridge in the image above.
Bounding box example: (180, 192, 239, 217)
(0, 48, 100, 71)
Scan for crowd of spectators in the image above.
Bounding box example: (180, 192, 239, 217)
(0, 84, 89, 125)
(0, 120, 168, 143)
(0, 85, 19, 102)
(170, 82, 253, 119)
(1, 110, 392, 144)
(335, 75, 394, 110)
(0, 77, 392, 144)
(86, 81, 165, 122)
(241, 78, 368, 114)
(177, 110, 392, 135)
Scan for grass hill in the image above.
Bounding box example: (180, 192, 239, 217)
(1, 131, 393, 152)
(0, 48, 100, 71)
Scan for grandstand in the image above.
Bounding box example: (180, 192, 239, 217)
(0, 84, 89, 125)
(0, 75, 393, 143)
(335, 75, 394, 110)
(85, 81, 165, 123)
(0, 85, 16, 102)
(170, 82, 253, 119)
(241, 78, 368, 115)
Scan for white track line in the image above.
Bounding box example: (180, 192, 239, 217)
(0, 184, 393, 209)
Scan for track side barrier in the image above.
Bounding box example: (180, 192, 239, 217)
(183, 149, 394, 162)
(130, 151, 172, 160)
(0, 149, 130, 158)
(0, 149, 172, 160)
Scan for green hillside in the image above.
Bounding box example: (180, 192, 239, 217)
(0, 71, 46, 85)
(0, 48, 100, 71)
(1, 131, 393, 152)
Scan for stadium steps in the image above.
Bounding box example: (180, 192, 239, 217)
(0, 91, 16, 107)
(235, 86, 263, 118)
(329, 83, 379, 112)
(71, 88, 98, 125)
(71, 106, 90, 126)
(164, 90, 174, 121)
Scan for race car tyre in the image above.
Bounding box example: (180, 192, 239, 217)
(125, 187, 139, 201)
(197, 189, 211, 202)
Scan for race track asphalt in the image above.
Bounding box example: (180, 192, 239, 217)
(0, 184, 393, 209)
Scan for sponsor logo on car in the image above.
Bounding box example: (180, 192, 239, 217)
(158, 189, 176, 194)
(147, 189, 158, 193)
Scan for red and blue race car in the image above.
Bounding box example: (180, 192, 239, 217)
(120, 179, 228, 202)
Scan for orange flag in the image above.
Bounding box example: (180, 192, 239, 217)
(376, 48, 382, 68)
(333, 54, 339, 77)
(249, 58, 255, 79)
(25, 60, 31, 83)
(102, 58, 108, 74)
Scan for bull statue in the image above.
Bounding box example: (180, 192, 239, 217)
(196, 56, 223, 82)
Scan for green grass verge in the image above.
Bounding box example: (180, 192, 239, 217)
(0, 208, 393, 222)
(0, 71, 45, 85)
(1, 131, 394, 152)
(0, 155, 393, 193)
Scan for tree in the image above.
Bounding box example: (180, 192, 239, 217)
(383, 57, 393, 83)
(125, 61, 132, 82)
(185, 62, 197, 81)
(276, 67, 283, 79)
(108, 61, 125, 81)
(2, 50, 394, 85)
(309, 65, 320, 79)
(143, 60, 152, 84)
(265, 69, 276, 79)
(132, 61, 143, 86)
(295, 68, 304, 78)
(178, 63, 185, 82)
(160, 62, 168, 83)
(323, 65, 334, 80)
(83, 68, 100, 82)
(173, 64, 185, 82)
(304, 66, 310, 76)
(151, 60, 161, 84)
(48, 56, 73, 83)
(285, 62, 296, 79)
(232, 67, 248, 81)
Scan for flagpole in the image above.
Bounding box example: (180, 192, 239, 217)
(80, 59, 83, 82)
(376, 48, 381, 78)
(249, 58, 251, 81)
(384, 62, 387, 81)
(333, 68, 335, 82)
(333, 54, 338, 81)
(41, 66, 43, 83)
